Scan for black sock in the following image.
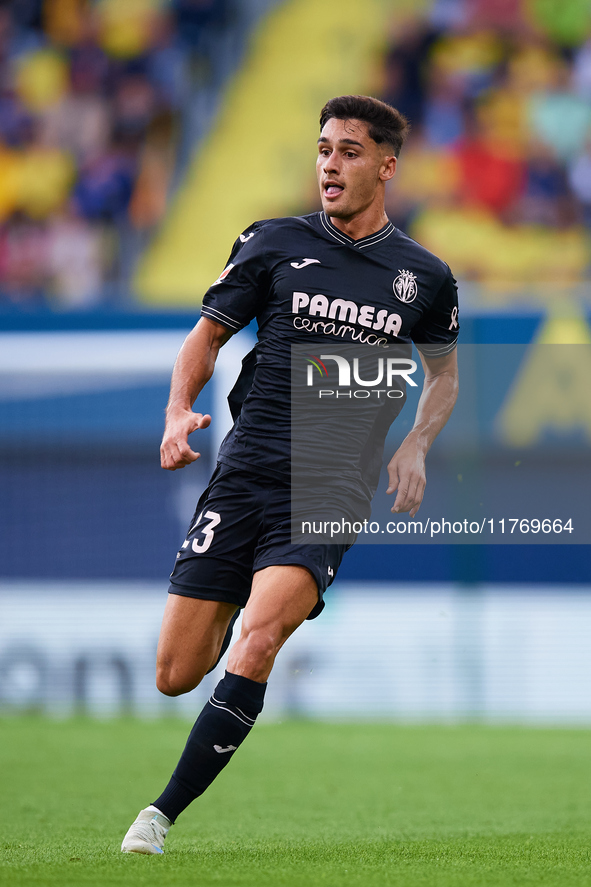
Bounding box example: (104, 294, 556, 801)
(152, 671, 266, 822)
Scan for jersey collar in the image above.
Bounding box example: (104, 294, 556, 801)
(319, 212, 395, 249)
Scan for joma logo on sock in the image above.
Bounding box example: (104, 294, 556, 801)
(213, 744, 237, 754)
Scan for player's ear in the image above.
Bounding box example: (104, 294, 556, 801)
(380, 153, 397, 182)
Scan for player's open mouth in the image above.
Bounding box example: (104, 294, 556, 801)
(324, 182, 344, 197)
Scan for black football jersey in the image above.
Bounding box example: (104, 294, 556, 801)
(201, 212, 459, 489)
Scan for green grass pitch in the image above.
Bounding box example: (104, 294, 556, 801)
(1, 718, 591, 886)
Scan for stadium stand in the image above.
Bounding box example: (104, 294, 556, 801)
(0, 0, 280, 310)
(1, 0, 589, 310)
(382, 1, 591, 302)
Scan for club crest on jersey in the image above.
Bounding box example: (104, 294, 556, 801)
(211, 263, 235, 286)
(393, 270, 418, 304)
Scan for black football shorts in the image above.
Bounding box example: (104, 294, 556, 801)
(168, 462, 352, 620)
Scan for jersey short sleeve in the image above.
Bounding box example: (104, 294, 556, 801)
(410, 265, 459, 358)
(200, 223, 270, 332)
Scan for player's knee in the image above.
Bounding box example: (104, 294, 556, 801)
(229, 626, 279, 679)
(156, 662, 203, 697)
(248, 625, 280, 659)
(155, 670, 187, 697)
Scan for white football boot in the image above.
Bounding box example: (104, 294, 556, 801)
(121, 805, 171, 854)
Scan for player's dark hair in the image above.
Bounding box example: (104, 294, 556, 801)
(319, 95, 409, 157)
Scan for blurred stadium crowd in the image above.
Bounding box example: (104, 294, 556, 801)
(384, 0, 591, 291)
(0, 0, 236, 309)
(1, 0, 591, 309)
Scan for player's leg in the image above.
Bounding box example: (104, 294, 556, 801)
(155, 594, 238, 696)
(157, 462, 260, 696)
(120, 596, 238, 854)
(122, 465, 268, 852)
(226, 563, 319, 681)
(122, 564, 318, 852)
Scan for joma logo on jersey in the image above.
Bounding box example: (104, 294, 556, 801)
(292, 292, 402, 336)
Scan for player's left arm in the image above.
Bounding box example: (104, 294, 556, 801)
(386, 348, 458, 517)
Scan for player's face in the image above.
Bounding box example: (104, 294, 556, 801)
(316, 117, 396, 222)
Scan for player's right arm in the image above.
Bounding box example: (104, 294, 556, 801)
(160, 317, 233, 471)
(161, 221, 269, 470)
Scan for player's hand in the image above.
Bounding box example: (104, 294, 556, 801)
(386, 438, 426, 518)
(160, 410, 211, 471)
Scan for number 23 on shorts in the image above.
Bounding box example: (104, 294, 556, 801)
(181, 510, 221, 554)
